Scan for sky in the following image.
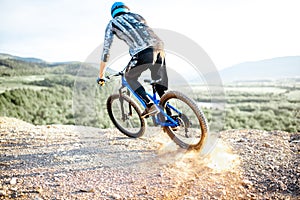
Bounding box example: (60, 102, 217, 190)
(0, 0, 299, 70)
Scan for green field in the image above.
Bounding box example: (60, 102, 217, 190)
(195, 80, 300, 133)
(0, 75, 52, 93)
(0, 55, 299, 132)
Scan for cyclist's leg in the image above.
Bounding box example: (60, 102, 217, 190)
(125, 64, 150, 104)
(125, 53, 153, 105)
(150, 55, 171, 116)
(150, 53, 168, 97)
(125, 49, 161, 117)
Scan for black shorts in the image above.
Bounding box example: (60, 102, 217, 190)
(125, 47, 168, 91)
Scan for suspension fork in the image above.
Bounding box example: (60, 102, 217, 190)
(118, 87, 132, 121)
(126, 88, 133, 116)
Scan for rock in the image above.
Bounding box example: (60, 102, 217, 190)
(9, 187, 17, 192)
(79, 188, 95, 193)
(10, 191, 20, 198)
(0, 162, 9, 166)
(0, 190, 6, 197)
(111, 193, 121, 199)
(237, 138, 247, 143)
(10, 177, 17, 185)
(278, 181, 287, 191)
(34, 187, 43, 194)
(34, 197, 43, 200)
(263, 142, 273, 148)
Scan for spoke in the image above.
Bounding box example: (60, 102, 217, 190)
(168, 98, 202, 145)
(126, 115, 134, 128)
(111, 98, 141, 133)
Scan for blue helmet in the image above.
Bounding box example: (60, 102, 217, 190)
(111, 2, 129, 18)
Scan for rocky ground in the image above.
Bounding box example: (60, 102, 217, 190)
(0, 117, 299, 199)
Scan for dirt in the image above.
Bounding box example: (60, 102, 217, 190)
(0, 117, 299, 199)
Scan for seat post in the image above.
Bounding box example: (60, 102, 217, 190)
(152, 83, 157, 94)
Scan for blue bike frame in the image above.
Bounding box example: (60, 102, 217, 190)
(120, 73, 180, 127)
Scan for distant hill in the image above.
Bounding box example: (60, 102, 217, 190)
(220, 56, 300, 83)
(2, 53, 299, 83)
(0, 53, 97, 77)
(0, 53, 46, 63)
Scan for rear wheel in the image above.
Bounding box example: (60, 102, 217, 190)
(107, 94, 146, 138)
(159, 91, 208, 150)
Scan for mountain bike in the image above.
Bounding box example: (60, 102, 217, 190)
(105, 67, 208, 150)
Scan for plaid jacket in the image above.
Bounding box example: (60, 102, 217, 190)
(101, 12, 164, 62)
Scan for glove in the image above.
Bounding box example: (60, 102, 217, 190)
(97, 77, 106, 86)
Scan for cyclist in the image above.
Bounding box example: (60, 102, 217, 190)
(97, 2, 168, 118)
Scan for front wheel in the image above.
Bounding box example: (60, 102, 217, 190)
(159, 91, 208, 151)
(107, 94, 146, 138)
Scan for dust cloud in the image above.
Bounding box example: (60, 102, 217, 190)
(144, 133, 246, 198)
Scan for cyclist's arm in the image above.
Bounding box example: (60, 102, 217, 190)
(99, 21, 114, 79)
(101, 21, 114, 63)
(99, 61, 107, 79)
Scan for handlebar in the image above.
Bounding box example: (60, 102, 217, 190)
(106, 71, 124, 80)
(104, 70, 161, 85)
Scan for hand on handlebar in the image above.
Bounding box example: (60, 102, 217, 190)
(97, 77, 106, 86)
